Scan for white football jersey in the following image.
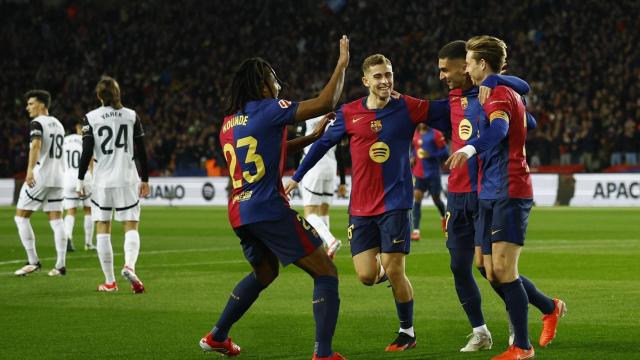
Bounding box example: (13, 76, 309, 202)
(83, 106, 143, 187)
(62, 133, 83, 188)
(30, 115, 65, 187)
(303, 115, 337, 168)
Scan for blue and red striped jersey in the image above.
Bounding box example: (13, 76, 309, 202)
(447, 87, 484, 193)
(293, 95, 449, 216)
(477, 86, 533, 199)
(219, 98, 299, 227)
(411, 127, 448, 179)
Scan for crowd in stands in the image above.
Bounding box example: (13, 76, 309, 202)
(1, 0, 638, 178)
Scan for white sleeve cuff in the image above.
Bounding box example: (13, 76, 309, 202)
(457, 144, 477, 158)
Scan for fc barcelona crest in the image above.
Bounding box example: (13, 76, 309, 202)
(461, 97, 468, 110)
(370, 119, 382, 133)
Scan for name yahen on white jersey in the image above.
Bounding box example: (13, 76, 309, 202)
(30, 115, 65, 187)
(303, 115, 337, 169)
(62, 133, 84, 188)
(83, 106, 143, 187)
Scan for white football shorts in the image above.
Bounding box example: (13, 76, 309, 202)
(300, 166, 336, 206)
(16, 182, 63, 212)
(91, 184, 141, 222)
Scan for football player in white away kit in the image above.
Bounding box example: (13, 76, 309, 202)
(77, 77, 150, 293)
(299, 114, 346, 259)
(14, 90, 68, 277)
(62, 121, 95, 252)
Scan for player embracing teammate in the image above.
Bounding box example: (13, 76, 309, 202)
(446, 36, 566, 360)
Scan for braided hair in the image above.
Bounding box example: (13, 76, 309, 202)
(226, 57, 283, 114)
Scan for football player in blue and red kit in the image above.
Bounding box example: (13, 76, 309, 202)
(287, 53, 449, 352)
(199, 36, 349, 360)
(286, 53, 531, 353)
(438, 40, 563, 354)
(410, 123, 448, 240)
(447, 36, 566, 360)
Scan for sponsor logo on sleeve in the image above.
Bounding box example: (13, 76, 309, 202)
(278, 100, 291, 108)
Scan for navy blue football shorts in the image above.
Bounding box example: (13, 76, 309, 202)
(233, 208, 323, 266)
(476, 198, 533, 255)
(414, 175, 442, 196)
(348, 209, 411, 256)
(445, 192, 479, 249)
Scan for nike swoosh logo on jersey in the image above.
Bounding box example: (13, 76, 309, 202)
(392, 239, 405, 244)
(352, 116, 365, 123)
(491, 229, 502, 235)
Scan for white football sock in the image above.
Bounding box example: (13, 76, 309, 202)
(84, 215, 94, 245)
(124, 230, 140, 270)
(399, 326, 415, 338)
(306, 213, 335, 246)
(15, 216, 38, 264)
(473, 324, 489, 334)
(96, 233, 115, 283)
(321, 215, 330, 228)
(64, 215, 75, 240)
(49, 219, 66, 269)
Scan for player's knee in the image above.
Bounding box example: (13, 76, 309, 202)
(449, 260, 466, 278)
(255, 267, 278, 287)
(385, 266, 406, 285)
(491, 263, 513, 282)
(357, 271, 377, 286)
(318, 259, 338, 278)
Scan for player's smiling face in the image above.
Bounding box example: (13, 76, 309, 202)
(363, 64, 393, 99)
(25, 97, 44, 118)
(465, 51, 484, 85)
(438, 58, 467, 90)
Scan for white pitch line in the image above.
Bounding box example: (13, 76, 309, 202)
(0, 247, 231, 266)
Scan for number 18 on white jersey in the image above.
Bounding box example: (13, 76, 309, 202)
(31, 115, 65, 187)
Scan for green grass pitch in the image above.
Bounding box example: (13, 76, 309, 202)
(1, 206, 639, 359)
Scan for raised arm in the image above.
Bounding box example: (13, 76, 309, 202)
(294, 36, 349, 122)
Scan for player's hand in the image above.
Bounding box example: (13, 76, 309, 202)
(337, 184, 348, 198)
(25, 171, 35, 188)
(337, 35, 349, 69)
(139, 182, 150, 198)
(284, 180, 299, 197)
(75, 179, 86, 196)
(311, 112, 335, 140)
(479, 85, 492, 105)
(390, 90, 402, 100)
(444, 152, 469, 169)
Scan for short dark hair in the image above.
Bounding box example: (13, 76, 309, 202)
(226, 57, 281, 114)
(438, 40, 467, 60)
(25, 89, 51, 108)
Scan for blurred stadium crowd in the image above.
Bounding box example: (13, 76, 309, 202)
(1, 0, 639, 177)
